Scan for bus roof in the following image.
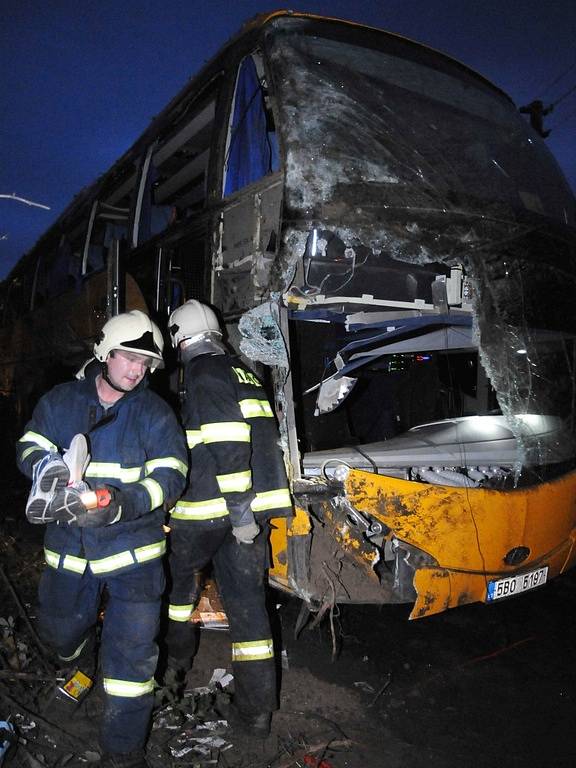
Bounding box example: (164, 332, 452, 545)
(7, 10, 515, 278)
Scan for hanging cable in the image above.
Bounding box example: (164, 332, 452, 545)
(536, 60, 576, 99)
(550, 106, 576, 130)
(551, 81, 576, 108)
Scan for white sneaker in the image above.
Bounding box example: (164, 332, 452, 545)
(26, 452, 70, 524)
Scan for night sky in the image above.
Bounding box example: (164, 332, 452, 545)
(1, 0, 574, 279)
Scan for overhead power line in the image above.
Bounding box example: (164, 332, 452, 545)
(551, 82, 576, 108)
(537, 60, 576, 99)
(551, 106, 576, 130)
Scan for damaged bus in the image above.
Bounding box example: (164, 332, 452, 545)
(2, 11, 576, 620)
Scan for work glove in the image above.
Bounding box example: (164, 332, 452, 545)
(232, 520, 260, 544)
(48, 487, 122, 527)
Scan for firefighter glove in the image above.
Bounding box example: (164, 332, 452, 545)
(232, 520, 260, 544)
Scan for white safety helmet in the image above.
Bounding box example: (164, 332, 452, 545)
(168, 300, 221, 348)
(94, 310, 164, 371)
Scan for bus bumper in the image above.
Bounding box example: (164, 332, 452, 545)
(344, 468, 576, 619)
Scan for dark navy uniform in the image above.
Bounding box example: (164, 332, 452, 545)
(166, 353, 292, 715)
(17, 361, 187, 754)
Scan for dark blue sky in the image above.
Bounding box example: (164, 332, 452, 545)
(1, 0, 574, 279)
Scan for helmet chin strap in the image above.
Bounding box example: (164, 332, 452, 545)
(101, 362, 132, 394)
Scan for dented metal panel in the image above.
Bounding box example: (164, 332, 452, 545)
(344, 467, 576, 617)
(215, 177, 283, 315)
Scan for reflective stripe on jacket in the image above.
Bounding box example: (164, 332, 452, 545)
(16, 360, 188, 571)
(170, 354, 292, 527)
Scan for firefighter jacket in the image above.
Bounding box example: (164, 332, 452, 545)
(16, 361, 188, 577)
(170, 353, 293, 528)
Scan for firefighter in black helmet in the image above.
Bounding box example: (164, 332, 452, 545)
(165, 299, 293, 738)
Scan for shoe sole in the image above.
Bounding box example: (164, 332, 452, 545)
(26, 464, 70, 519)
(38, 463, 70, 493)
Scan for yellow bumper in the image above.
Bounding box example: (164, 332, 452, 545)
(345, 468, 576, 618)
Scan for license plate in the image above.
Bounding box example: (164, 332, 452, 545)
(486, 566, 548, 602)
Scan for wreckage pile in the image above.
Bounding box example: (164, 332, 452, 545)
(0, 525, 354, 768)
(0, 530, 234, 767)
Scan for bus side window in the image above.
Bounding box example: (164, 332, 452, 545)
(223, 53, 279, 197)
(136, 82, 221, 246)
(84, 207, 129, 277)
(35, 238, 80, 304)
(3, 272, 33, 322)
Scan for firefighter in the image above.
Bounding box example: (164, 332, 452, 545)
(16, 310, 188, 768)
(165, 299, 293, 738)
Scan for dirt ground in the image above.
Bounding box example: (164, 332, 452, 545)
(2, 483, 576, 768)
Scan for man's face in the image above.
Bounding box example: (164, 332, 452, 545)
(106, 350, 153, 390)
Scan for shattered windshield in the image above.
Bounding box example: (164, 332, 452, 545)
(266, 24, 574, 223)
(264, 21, 576, 478)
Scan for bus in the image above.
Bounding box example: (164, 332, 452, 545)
(2, 10, 576, 620)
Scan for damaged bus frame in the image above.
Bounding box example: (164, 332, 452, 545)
(2, 10, 576, 620)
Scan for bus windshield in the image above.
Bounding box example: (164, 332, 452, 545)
(266, 24, 574, 224)
(265, 21, 576, 477)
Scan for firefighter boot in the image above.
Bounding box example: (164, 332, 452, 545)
(229, 704, 272, 739)
(155, 656, 190, 706)
(99, 750, 149, 768)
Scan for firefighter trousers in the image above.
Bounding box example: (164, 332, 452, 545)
(166, 523, 277, 714)
(37, 561, 164, 754)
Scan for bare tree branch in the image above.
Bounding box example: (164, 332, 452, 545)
(0, 193, 50, 210)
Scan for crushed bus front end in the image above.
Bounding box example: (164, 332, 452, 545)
(259, 15, 576, 616)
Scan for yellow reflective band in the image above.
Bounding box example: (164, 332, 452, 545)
(186, 430, 203, 449)
(201, 422, 250, 444)
(90, 551, 134, 574)
(135, 540, 166, 563)
(22, 446, 44, 461)
(232, 367, 262, 387)
(59, 636, 88, 663)
(251, 488, 292, 512)
(168, 604, 195, 622)
(216, 470, 252, 493)
(62, 554, 88, 574)
(44, 548, 60, 569)
(145, 457, 188, 477)
(89, 541, 166, 574)
(171, 498, 229, 520)
(103, 678, 155, 698)
(140, 477, 164, 509)
(47, 544, 165, 576)
(231, 639, 274, 661)
(86, 462, 142, 483)
(45, 550, 88, 574)
(18, 431, 58, 451)
(239, 399, 273, 419)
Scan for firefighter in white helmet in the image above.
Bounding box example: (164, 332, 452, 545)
(165, 299, 293, 739)
(17, 310, 188, 767)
